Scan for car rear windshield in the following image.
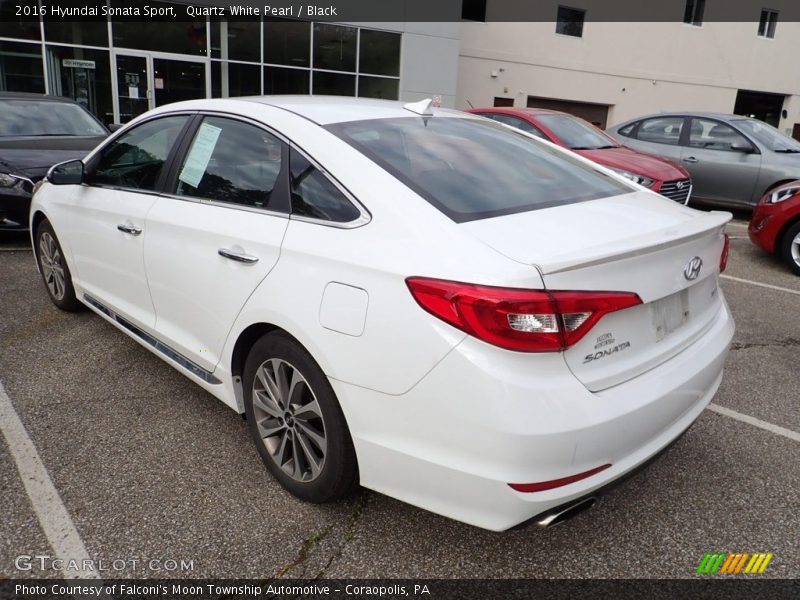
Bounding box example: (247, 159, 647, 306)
(0, 100, 107, 137)
(535, 114, 619, 150)
(326, 117, 632, 222)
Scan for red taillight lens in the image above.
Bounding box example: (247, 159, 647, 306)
(508, 464, 612, 493)
(406, 277, 642, 352)
(720, 233, 730, 273)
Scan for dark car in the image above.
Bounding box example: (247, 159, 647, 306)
(468, 107, 692, 204)
(0, 92, 109, 230)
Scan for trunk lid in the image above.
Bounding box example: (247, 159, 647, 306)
(460, 192, 730, 391)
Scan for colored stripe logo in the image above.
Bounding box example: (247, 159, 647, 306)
(696, 552, 773, 574)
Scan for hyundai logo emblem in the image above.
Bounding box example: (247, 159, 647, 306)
(676, 181, 687, 190)
(683, 256, 703, 280)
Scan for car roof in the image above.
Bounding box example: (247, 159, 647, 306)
(614, 112, 750, 126)
(157, 96, 475, 126)
(469, 107, 566, 117)
(0, 92, 82, 104)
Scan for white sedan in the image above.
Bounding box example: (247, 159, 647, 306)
(30, 97, 734, 531)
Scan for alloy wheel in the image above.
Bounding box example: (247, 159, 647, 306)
(39, 232, 66, 301)
(252, 358, 327, 482)
(791, 232, 800, 267)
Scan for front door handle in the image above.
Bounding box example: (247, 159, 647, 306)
(218, 248, 259, 264)
(683, 156, 699, 164)
(117, 223, 142, 236)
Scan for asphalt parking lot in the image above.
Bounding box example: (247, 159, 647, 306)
(1, 216, 798, 580)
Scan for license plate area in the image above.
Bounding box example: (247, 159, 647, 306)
(651, 287, 690, 342)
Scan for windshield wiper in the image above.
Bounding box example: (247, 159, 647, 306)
(774, 148, 800, 153)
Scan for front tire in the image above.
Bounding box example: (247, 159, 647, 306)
(36, 219, 83, 311)
(243, 332, 358, 502)
(779, 221, 800, 276)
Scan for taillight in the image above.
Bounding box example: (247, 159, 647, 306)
(720, 233, 730, 273)
(406, 277, 642, 352)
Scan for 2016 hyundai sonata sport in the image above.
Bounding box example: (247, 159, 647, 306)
(30, 96, 734, 531)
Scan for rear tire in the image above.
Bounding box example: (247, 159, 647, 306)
(35, 219, 83, 311)
(779, 221, 800, 276)
(243, 331, 358, 502)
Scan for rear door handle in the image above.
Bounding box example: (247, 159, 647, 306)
(117, 223, 142, 236)
(683, 156, 699, 163)
(218, 248, 259, 264)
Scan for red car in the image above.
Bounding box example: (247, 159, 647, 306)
(749, 181, 800, 275)
(467, 107, 692, 204)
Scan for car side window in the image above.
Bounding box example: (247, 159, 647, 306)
(688, 118, 750, 151)
(635, 117, 684, 146)
(617, 123, 636, 137)
(484, 114, 547, 139)
(87, 115, 189, 190)
(175, 117, 284, 210)
(289, 148, 361, 223)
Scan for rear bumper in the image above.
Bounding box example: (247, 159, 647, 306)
(333, 296, 734, 531)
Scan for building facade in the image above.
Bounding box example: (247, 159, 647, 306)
(0, 0, 460, 124)
(458, 1, 800, 135)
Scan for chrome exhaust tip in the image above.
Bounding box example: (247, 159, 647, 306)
(535, 496, 597, 528)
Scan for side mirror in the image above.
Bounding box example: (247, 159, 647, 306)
(47, 159, 84, 185)
(730, 141, 755, 153)
(108, 123, 124, 133)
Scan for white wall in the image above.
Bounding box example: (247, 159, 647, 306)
(458, 20, 800, 130)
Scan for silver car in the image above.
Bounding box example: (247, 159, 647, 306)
(608, 113, 800, 209)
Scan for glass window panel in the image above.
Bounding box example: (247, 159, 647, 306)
(211, 61, 261, 98)
(211, 20, 261, 62)
(44, 19, 109, 47)
(0, 99, 107, 136)
(0, 0, 40, 41)
(175, 117, 284, 210)
(290, 148, 360, 222)
(152, 58, 207, 106)
(688, 118, 750, 151)
(359, 30, 400, 76)
(312, 71, 355, 96)
(46, 46, 113, 125)
(264, 66, 309, 95)
(264, 19, 310, 67)
(358, 76, 398, 100)
(635, 117, 684, 146)
(112, 1, 206, 56)
(555, 6, 585, 38)
(487, 114, 547, 139)
(88, 116, 189, 191)
(0, 41, 44, 93)
(313, 24, 356, 72)
(328, 117, 631, 223)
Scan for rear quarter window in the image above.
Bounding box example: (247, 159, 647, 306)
(327, 117, 632, 222)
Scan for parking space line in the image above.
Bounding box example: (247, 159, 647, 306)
(720, 274, 800, 296)
(0, 381, 99, 579)
(708, 403, 800, 443)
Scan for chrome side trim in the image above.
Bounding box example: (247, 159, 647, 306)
(83, 294, 222, 385)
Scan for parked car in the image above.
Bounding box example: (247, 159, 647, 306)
(749, 180, 800, 275)
(31, 97, 733, 531)
(468, 107, 692, 204)
(0, 92, 109, 230)
(609, 112, 800, 210)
